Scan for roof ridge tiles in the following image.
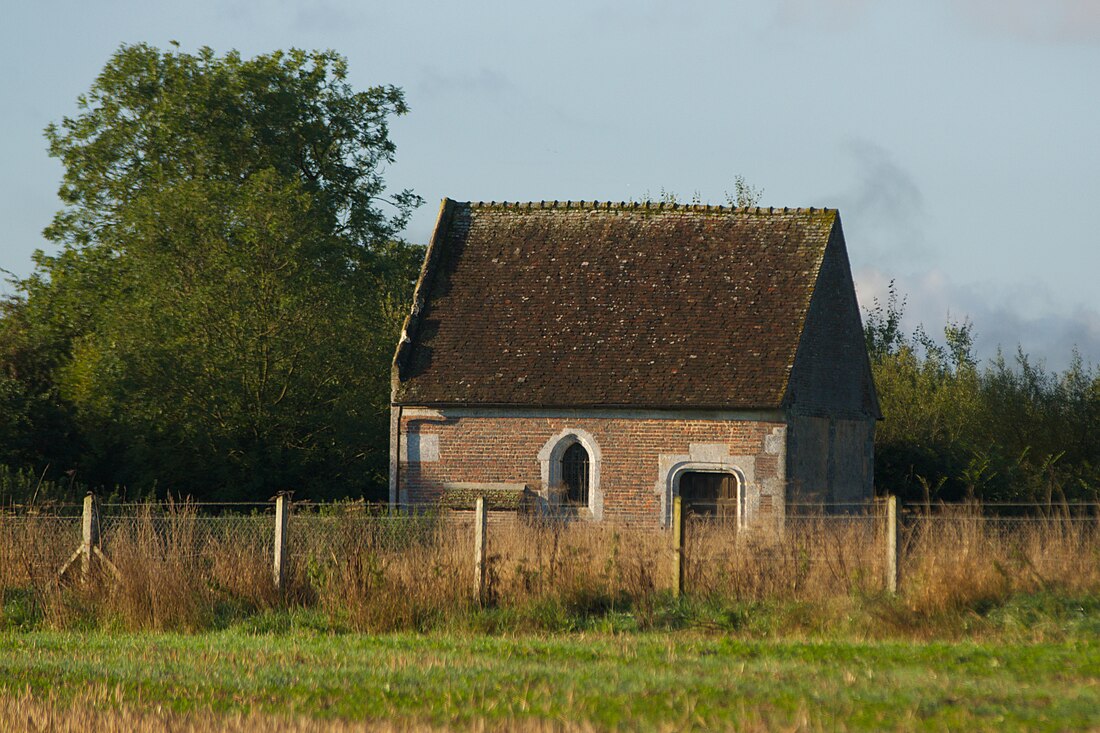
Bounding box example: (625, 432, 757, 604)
(461, 199, 835, 215)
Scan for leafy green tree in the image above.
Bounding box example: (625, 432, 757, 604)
(45, 43, 419, 255)
(7, 44, 422, 500)
(863, 280, 906, 360)
(865, 289, 1100, 506)
(0, 287, 85, 485)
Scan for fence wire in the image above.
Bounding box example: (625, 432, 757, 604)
(0, 515, 82, 585)
(97, 513, 275, 563)
(2, 500, 1097, 602)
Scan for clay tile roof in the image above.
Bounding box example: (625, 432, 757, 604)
(393, 199, 839, 409)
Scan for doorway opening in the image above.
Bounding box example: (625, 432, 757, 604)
(678, 471, 741, 524)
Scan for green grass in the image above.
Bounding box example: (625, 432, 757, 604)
(1, 625, 1097, 731)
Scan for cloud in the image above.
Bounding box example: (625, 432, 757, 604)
(292, 0, 362, 33)
(413, 67, 520, 101)
(588, 0, 720, 31)
(216, 0, 363, 34)
(832, 140, 927, 265)
(854, 266, 1100, 370)
(769, 0, 1100, 43)
(410, 66, 595, 134)
(773, 0, 874, 29)
(955, 0, 1100, 44)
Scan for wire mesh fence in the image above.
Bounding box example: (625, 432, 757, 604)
(288, 505, 460, 562)
(98, 505, 275, 563)
(2, 497, 1097, 623)
(0, 514, 82, 586)
(681, 505, 888, 598)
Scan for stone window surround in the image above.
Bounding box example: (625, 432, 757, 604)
(537, 428, 603, 520)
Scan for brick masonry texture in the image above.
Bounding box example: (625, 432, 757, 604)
(398, 411, 785, 526)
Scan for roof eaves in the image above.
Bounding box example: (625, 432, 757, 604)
(390, 399, 787, 412)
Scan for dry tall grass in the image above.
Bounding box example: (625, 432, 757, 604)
(1, 685, 673, 733)
(488, 520, 668, 609)
(95, 503, 211, 630)
(313, 510, 472, 631)
(1, 502, 1097, 632)
(901, 507, 1100, 614)
(684, 515, 885, 601)
(0, 512, 77, 588)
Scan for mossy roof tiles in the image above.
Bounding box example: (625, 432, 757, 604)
(393, 200, 839, 409)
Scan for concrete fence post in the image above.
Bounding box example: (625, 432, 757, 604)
(273, 493, 290, 589)
(885, 495, 898, 594)
(672, 495, 684, 598)
(474, 497, 487, 604)
(81, 492, 99, 583)
(59, 492, 117, 583)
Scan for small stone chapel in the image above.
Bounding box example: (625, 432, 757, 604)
(390, 199, 880, 526)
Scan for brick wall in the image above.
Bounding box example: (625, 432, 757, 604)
(395, 409, 786, 526)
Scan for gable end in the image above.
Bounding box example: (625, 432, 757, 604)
(783, 215, 881, 420)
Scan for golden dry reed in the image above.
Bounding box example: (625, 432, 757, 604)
(1, 502, 1097, 631)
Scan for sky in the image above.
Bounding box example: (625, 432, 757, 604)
(2, 0, 1099, 369)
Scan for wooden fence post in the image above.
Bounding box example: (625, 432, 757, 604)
(474, 497, 487, 604)
(672, 495, 684, 598)
(81, 492, 99, 583)
(273, 493, 290, 589)
(885, 495, 898, 594)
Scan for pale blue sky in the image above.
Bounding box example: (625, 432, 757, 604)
(2, 0, 1099, 367)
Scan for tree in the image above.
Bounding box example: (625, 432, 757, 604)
(45, 43, 419, 255)
(0, 272, 89, 488)
(863, 286, 1100, 506)
(863, 280, 906, 361)
(8, 44, 423, 500)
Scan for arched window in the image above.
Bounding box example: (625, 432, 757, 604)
(538, 428, 602, 519)
(561, 442, 590, 506)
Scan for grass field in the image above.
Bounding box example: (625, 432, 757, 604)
(2, 618, 1098, 732)
(2, 508, 1097, 729)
